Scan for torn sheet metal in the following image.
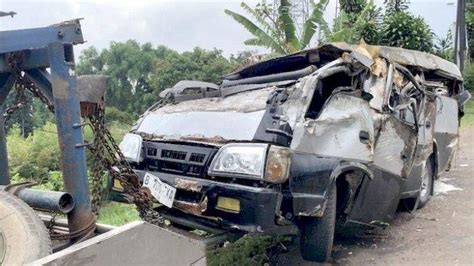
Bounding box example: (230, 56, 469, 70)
(373, 116, 417, 177)
(291, 94, 375, 162)
(363, 75, 386, 111)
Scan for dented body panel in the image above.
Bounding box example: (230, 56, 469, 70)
(116, 43, 469, 234)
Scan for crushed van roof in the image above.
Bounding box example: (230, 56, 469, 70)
(228, 42, 462, 81)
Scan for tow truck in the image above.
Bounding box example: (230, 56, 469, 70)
(0, 19, 222, 265)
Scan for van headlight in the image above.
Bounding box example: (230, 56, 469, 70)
(209, 144, 291, 183)
(119, 133, 143, 163)
(265, 146, 291, 183)
(209, 143, 267, 179)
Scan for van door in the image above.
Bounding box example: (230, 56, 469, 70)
(434, 95, 459, 172)
(348, 65, 420, 224)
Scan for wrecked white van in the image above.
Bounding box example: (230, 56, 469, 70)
(115, 43, 471, 262)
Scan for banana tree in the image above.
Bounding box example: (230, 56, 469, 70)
(225, 0, 329, 55)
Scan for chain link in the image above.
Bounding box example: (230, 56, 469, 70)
(4, 53, 54, 121)
(86, 107, 164, 224)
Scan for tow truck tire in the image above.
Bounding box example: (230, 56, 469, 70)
(299, 182, 336, 262)
(417, 158, 434, 209)
(0, 190, 51, 264)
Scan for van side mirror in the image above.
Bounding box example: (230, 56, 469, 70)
(457, 90, 472, 106)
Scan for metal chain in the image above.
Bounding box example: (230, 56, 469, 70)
(86, 107, 164, 224)
(5, 53, 54, 119)
(88, 109, 106, 214)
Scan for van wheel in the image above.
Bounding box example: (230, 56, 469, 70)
(299, 182, 336, 262)
(0, 190, 51, 264)
(418, 159, 433, 209)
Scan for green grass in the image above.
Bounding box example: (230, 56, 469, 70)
(461, 99, 474, 129)
(97, 202, 139, 226)
(207, 235, 290, 266)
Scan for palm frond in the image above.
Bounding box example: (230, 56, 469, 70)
(278, 0, 300, 52)
(225, 9, 286, 54)
(301, 0, 330, 49)
(329, 28, 352, 42)
(353, 0, 376, 31)
(240, 2, 279, 39)
(244, 38, 263, 46)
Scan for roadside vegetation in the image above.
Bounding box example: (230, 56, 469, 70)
(97, 202, 139, 226)
(462, 100, 474, 128)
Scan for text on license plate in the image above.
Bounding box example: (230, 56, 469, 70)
(142, 173, 176, 208)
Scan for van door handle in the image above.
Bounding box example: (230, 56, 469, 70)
(359, 131, 370, 144)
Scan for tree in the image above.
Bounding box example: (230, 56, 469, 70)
(224, 0, 329, 54)
(384, 0, 410, 13)
(434, 30, 454, 61)
(466, 3, 474, 60)
(329, 0, 382, 44)
(76, 47, 104, 75)
(76, 42, 240, 116)
(380, 11, 433, 52)
(339, 0, 366, 14)
(149, 47, 238, 99)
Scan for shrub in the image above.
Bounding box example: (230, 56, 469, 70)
(464, 63, 474, 93)
(7, 123, 60, 182)
(381, 11, 433, 52)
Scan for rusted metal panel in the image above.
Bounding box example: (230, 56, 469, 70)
(30, 222, 207, 266)
(77, 75, 108, 105)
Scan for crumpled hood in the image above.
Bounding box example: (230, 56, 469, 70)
(133, 87, 275, 142)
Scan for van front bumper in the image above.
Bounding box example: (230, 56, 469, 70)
(111, 170, 298, 234)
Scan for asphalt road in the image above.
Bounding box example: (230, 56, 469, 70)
(274, 127, 474, 265)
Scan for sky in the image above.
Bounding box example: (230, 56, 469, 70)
(0, 0, 458, 59)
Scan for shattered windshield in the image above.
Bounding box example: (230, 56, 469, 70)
(133, 87, 274, 141)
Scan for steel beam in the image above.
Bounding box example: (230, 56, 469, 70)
(48, 42, 94, 236)
(0, 105, 9, 185)
(0, 49, 50, 73)
(0, 73, 13, 185)
(0, 19, 84, 54)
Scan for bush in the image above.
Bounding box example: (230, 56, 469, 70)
(7, 120, 131, 191)
(7, 123, 60, 182)
(381, 11, 433, 52)
(105, 107, 136, 126)
(464, 63, 474, 93)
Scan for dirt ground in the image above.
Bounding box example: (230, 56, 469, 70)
(275, 127, 474, 265)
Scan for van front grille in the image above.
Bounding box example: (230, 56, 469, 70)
(143, 142, 217, 178)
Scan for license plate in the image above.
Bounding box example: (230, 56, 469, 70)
(142, 173, 176, 208)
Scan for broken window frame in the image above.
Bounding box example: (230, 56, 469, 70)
(384, 63, 427, 130)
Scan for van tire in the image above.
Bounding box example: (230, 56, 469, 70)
(299, 182, 336, 262)
(418, 159, 434, 209)
(0, 190, 51, 264)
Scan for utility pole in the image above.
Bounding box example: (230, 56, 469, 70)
(454, 0, 467, 72)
